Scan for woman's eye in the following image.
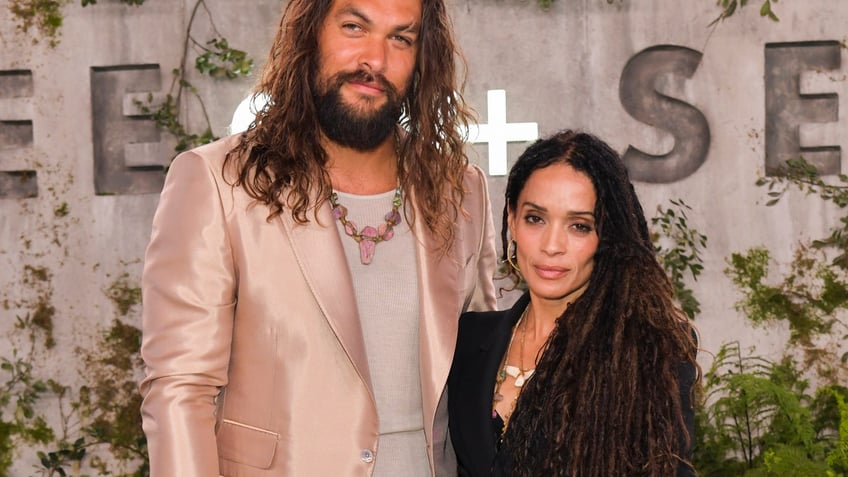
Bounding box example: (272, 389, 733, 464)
(524, 214, 542, 224)
(573, 223, 594, 233)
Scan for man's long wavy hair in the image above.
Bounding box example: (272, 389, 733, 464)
(500, 130, 700, 476)
(224, 0, 473, 252)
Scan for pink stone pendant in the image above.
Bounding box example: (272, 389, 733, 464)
(359, 240, 376, 264)
(359, 226, 379, 264)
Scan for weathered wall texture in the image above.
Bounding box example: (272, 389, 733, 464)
(0, 0, 845, 471)
(451, 0, 846, 365)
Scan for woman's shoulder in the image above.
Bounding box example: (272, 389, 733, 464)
(460, 309, 509, 324)
(457, 293, 530, 341)
(457, 309, 511, 341)
(459, 298, 526, 328)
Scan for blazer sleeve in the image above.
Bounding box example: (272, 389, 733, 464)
(139, 150, 236, 476)
(465, 164, 498, 313)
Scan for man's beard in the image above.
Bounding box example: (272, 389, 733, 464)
(314, 69, 405, 151)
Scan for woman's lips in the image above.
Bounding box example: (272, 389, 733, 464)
(534, 265, 568, 279)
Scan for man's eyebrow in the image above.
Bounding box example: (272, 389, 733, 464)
(394, 21, 420, 35)
(335, 5, 420, 34)
(335, 5, 370, 24)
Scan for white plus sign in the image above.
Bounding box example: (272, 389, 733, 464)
(466, 89, 539, 176)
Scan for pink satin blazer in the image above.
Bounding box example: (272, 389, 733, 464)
(139, 135, 498, 476)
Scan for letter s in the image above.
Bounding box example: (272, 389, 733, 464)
(619, 45, 710, 183)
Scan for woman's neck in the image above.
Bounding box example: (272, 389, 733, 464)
(522, 300, 558, 344)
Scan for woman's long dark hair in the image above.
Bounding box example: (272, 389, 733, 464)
(500, 130, 699, 476)
(224, 0, 473, 254)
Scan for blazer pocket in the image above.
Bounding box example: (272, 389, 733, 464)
(217, 418, 279, 469)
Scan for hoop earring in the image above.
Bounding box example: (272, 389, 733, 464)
(507, 240, 520, 273)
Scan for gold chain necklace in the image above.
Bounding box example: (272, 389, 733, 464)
(493, 307, 536, 431)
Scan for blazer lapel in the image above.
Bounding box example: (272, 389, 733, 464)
(279, 201, 372, 390)
(413, 195, 463, 433)
(483, 293, 530, 386)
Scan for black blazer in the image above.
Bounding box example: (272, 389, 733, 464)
(448, 293, 528, 477)
(447, 292, 697, 477)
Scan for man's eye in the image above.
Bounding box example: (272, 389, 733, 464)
(393, 35, 414, 46)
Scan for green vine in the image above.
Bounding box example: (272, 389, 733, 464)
(135, 0, 253, 154)
(652, 199, 708, 320)
(759, 157, 848, 268)
(711, 0, 781, 25)
(9, 0, 253, 156)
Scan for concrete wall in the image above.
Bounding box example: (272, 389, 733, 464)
(457, 0, 847, 364)
(0, 0, 845, 471)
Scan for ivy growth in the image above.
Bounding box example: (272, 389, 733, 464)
(9, 0, 145, 47)
(725, 157, 848, 381)
(727, 245, 844, 350)
(0, 265, 58, 474)
(27, 323, 148, 476)
(0, 351, 55, 473)
(9, 0, 68, 47)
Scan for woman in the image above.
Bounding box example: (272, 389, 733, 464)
(448, 130, 699, 476)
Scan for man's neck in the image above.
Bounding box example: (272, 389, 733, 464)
(324, 136, 399, 195)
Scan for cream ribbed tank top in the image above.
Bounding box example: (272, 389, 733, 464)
(333, 189, 429, 476)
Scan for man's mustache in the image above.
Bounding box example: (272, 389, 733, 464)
(334, 69, 397, 96)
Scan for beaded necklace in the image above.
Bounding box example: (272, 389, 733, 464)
(330, 188, 403, 265)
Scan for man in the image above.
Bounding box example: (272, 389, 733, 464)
(138, 0, 497, 475)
